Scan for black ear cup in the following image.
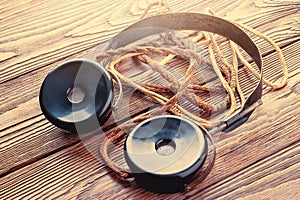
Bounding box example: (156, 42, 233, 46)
(124, 115, 208, 193)
(39, 59, 114, 133)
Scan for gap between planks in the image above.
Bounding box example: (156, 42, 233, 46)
(0, 0, 299, 83)
(2, 35, 297, 179)
(0, 41, 299, 199)
(0, 39, 297, 177)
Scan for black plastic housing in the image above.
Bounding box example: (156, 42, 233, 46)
(124, 115, 208, 193)
(39, 60, 113, 133)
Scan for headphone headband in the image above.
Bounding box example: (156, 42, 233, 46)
(108, 13, 263, 131)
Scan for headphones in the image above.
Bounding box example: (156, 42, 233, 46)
(39, 13, 263, 193)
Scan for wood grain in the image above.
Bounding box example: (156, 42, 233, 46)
(0, 0, 299, 83)
(200, 140, 300, 199)
(0, 39, 299, 199)
(0, 0, 299, 177)
(0, 0, 299, 199)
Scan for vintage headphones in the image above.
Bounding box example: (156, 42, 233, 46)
(39, 13, 263, 193)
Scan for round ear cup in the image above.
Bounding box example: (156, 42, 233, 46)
(39, 59, 114, 133)
(124, 115, 208, 193)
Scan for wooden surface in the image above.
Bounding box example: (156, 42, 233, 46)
(0, 0, 299, 199)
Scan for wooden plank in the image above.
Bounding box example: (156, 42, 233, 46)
(0, 0, 299, 83)
(0, 33, 293, 176)
(1, 0, 299, 113)
(0, 40, 299, 199)
(191, 140, 300, 199)
(0, 0, 299, 176)
(0, 58, 220, 175)
(237, 179, 300, 200)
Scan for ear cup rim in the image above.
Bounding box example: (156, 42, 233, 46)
(39, 59, 114, 133)
(124, 115, 208, 193)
